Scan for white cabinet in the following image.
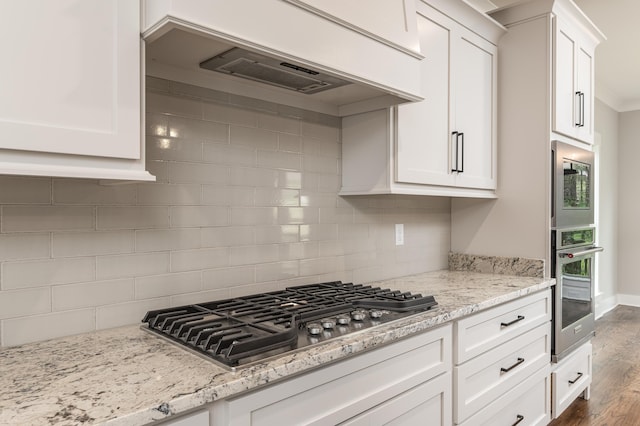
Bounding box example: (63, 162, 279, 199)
(553, 13, 599, 144)
(0, 0, 154, 181)
(340, 0, 503, 198)
(210, 324, 452, 425)
(551, 341, 592, 419)
(160, 409, 209, 426)
(453, 290, 552, 425)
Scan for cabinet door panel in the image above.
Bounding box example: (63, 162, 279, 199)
(396, 9, 454, 187)
(0, 0, 140, 159)
(553, 20, 578, 139)
(453, 31, 496, 189)
(576, 45, 594, 143)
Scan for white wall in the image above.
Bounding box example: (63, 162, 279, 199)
(617, 109, 640, 305)
(0, 78, 451, 348)
(593, 99, 619, 316)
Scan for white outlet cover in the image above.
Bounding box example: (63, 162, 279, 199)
(395, 224, 404, 246)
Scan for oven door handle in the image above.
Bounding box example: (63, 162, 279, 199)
(559, 246, 604, 259)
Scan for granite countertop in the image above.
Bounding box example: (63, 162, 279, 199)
(0, 268, 553, 426)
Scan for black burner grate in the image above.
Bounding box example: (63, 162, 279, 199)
(142, 281, 437, 367)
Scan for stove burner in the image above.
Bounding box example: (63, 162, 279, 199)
(141, 281, 437, 370)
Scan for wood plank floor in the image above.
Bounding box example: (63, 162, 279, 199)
(549, 305, 640, 426)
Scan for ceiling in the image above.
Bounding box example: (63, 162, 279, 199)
(478, 0, 640, 112)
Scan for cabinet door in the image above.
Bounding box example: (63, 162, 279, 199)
(575, 44, 594, 143)
(553, 17, 578, 141)
(0, 0, 140, 159)
(395, 5, 455, 187)
(452, 28, 497, 189)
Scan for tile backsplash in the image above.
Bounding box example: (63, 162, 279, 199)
(0, 78, 451, 347)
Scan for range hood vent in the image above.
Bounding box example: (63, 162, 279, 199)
(200, 47, 351, 95)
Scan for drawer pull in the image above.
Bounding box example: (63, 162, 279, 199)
(500, 357, 525, 373)
(512, 414, 525, 426)
(501, 315, 525, 328)
(568, 372, 584, 385)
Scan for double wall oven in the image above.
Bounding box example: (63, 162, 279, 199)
(551, 141, 603, 361)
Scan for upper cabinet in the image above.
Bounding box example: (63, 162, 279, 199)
(0, 0, 154, 181)
(142, 0, 424, 117)
(340, 0, 504, 198)
(553, 13, 599, 144)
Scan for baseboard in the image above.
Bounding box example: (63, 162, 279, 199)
(616, 294, 640, 308)
(595, 294, 618, 319)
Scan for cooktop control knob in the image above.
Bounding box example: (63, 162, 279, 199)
(321, 318, 336, 329)
(351, 310, 367, 321)
(307, 323, 323, 335)
(369, 309, 383, 319)
(336, 314, 351, 325)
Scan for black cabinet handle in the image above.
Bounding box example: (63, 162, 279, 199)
(501, 315, 525, 328)
(580, 92, 585, 127)
(500, 357, 525, 373)
(575, 91, 582, 126)
(568, 372, 583, 385)
(512, 414, 525, 426)
(459, 132, 464, 173)
(451, 131, 459, 172)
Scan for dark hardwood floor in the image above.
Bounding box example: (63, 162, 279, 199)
(549, 305, 640, 426)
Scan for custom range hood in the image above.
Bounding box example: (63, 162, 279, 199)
(142, 0, 424, 116)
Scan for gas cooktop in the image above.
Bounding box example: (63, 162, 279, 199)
(141, 281, 437, 370)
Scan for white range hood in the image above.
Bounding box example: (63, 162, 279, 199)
(142, 0, 424, 116)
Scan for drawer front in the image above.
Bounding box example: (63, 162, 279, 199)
(341, 372, 452, 426)
(455, 290, 551, 364)
(552, 341, 592, 418)
(215, 324, 451, 426)
(454, 322, 550, 424)
(459, 366, 550, 426)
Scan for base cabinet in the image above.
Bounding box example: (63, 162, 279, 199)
(551, 341, 592, 419)
(210, 324, 452, 425)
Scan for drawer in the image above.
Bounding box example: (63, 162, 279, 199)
(459, 365, 550, 426)
(213, 324, 451, 426)
(455, 290, 551, 364)
(341, 372, 452, 426)
(552, 341, 592, 418)
(454, 322, 550, 424)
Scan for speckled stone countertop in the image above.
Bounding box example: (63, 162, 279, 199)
(0, 269, 552, 426)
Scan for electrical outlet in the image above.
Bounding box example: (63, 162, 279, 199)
(395, 224, 404, 246)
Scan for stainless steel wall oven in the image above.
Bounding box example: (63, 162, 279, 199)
(552, 141, 595, 228)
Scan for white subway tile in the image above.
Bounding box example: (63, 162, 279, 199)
(201, 226, 254, 248)
(167, 115, 228, 142)
(146, 136, 204, 162)
(168, 162, 228, 184)
(230, 207, 278, 226)
(229, 245, 279, 266)
(0, 288, 51, 319)
(2, 258, 95, 290)
(146, 112, 169, 137)
(0, 176, 51, 204)
(299, 257, 339, 277)
(319, 207, 354, 224)
(228, 281, 287, 298)
(302, 137, 341, 158)
(146, 92, 202, 118)
(230, 126, 278, 150)
(203, 102, 257, 127)
(203, 266, 255, 290)
(255, 261, 299, 283)
(278, 171, 302, 189)
(254, 188, 300, 207)
(2, 309, 96, 347)
(145, 160, 169, 183)
(338, 223, 370, 240)
(135, 272, 202, 299)
(170, 289, 229, 306)
(2, 206, 94, 232)
(302, 155, 339, 174)
(301, 122, 340, 141)
(53, 230, 134, 257)
(201, 186, 254, 206)
(300, 224, 338, 241)
(171, 248, 229, 272)
(255, 225, 299, 244)
(137, 183, 201, 206)
(257, 150, 301, 171)
(96, 298, 169, 330)
(278, 242, 319, 261)
(317, 174, 341, 193)
(53, 179, 136, 205)
(0, 234, 50, 261)
(229, 167, 279, 187)
(203, 143, 256, 166)
(52, 279, 134, 310)
(278, 133, 302, 153)
(170, 206, 228, 228)
(97, 206, 169, 230)
(300, 191, 337, 207)
(135, 228, 201, 252)
(257, 114, 300, 134)
(97, 253, 170, 280)
(278, 207, 319, 225)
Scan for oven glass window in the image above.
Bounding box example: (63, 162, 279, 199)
(561, 257, 592, 329)
(563, 160, 590, 209)
(560, 228, 594, 247)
